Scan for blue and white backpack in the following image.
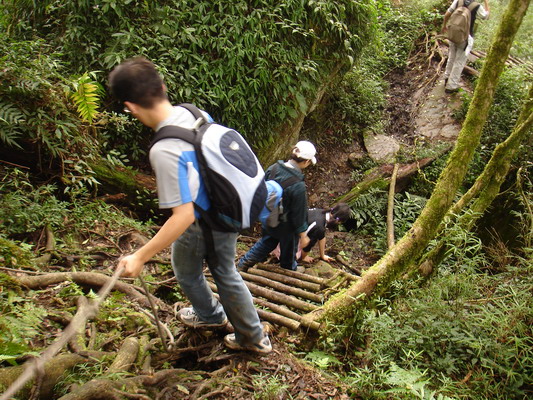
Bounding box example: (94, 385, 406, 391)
(149, 103, 267, 233)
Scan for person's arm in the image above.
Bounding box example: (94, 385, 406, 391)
(441, 0, 459, 33)
(479, 0, 490, 19)
(118, 202, 195, 277)
(318, 238, 332, 262)
(441, 10, 452, 33)
(299, 232, 310, 252)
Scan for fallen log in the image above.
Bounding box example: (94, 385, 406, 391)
(338, 156, 441, 204)
(240, 271, 323, 303)
(255, 308, 300, 330)
(247, 268, 321, 292)
(255, 264, 326, 286)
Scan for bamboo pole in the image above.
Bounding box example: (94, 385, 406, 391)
(387, 163, 399, 249)
(255, 308, 300, 330)
(240, 271, 323, 303)
(255, 264, 326, 285)
(254, 297, 321, 331)
(247, 268, 321, 292)
(208, 281, 317, 312)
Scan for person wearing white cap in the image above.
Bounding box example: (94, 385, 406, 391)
(238, 140, 317, 272)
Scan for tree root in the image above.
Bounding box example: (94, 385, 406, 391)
(0, 354, 102, 400)
(57, 368, 199, 400)
(13, 270, 164, 309)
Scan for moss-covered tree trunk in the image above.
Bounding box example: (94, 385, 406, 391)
(302, 0, 531, 330)
(414, 84, 533, 276)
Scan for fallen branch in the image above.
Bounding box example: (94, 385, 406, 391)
(13, 270, 160, 309)
(0, 266, 124, 400)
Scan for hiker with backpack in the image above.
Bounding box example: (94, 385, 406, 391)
(238, 141, 317, 272)
(441, 0, 490, 93)
(108, 57, 272, 354)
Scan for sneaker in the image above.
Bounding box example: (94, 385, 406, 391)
(177, 307, 228, 328)
(295, 266, 306, 273)
(224, 333, 273, 355)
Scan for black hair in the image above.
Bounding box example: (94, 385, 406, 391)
(330, 203, 351, 223)
(290, 153, 309, 163)
(108, 56, 167, 108)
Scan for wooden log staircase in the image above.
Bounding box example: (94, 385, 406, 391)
(207, 263, 359, 331)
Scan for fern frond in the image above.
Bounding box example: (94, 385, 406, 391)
(70, 74, 103, 123)
(0, 102, 25, 148)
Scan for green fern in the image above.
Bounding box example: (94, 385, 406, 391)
(0, 102, 25, 148)
(70, 73, 103, 123)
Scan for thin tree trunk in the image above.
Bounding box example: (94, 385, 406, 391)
(302, 0, 531, 330)
(414, 85, 533, 276)
(387, 164, 399, 249)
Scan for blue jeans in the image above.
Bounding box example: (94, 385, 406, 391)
(238, 228, 298, 271)
(171, 221, 264, 345)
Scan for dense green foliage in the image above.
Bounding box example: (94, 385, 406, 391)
(309, 214, 532, 399)
(2, 0, 375, 154)
(302, 0, 443, 144)
(456, 66, 531, 189)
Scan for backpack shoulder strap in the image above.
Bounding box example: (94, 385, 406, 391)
(467, 1, 479, 11)
(179, 103, 206, 122)
(280, 175, 301, 189)
(268, 163, 302, 189)
(149, 125, 197, 149)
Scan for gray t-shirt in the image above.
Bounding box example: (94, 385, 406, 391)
(149, 106, 212, 211)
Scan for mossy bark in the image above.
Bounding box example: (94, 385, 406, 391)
(413, 84, 533, 277)
(0, 237, 34, 270)
(0, 354, 91, 400)
(304, 0, 531, 330)
(89, 159, 157, 214)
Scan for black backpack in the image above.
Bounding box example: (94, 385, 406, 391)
(259, 163, 301, 228)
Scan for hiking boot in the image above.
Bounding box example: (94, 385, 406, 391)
(177, 307, 228, 328)
(224, 333, 273, 355)
(295, 266, 306, 273)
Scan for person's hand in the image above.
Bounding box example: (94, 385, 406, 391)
(302, 255, 314, 263)
(117, 253, 145, 278)
(441, 26, 448, 35)
(321, 255, 333, 262)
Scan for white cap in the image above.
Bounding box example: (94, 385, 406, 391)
(292, 140, 317, 165)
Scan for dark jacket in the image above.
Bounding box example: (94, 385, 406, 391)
(265, 160, 308, 235)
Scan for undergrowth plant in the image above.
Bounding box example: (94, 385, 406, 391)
(3, 0, 376, 152)
(350, 189, 427, 254)
(335, 222, 532, 399)
(0, 275, 48, 366)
